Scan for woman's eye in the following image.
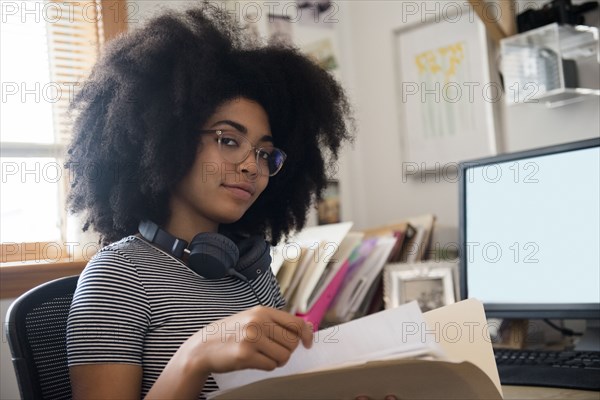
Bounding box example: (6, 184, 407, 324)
(221, 137, 239, 147)
(258, 150, 271, 160)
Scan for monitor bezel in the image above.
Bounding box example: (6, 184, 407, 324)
(459, 137, 600, 319)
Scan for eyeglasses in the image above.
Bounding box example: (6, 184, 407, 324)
(199, 129, 287, 176)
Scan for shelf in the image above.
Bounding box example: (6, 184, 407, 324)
(501, 23, 599, 107)
(536, 87, 600, 108)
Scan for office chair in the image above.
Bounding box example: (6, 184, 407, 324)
(5, 275, 79, 400)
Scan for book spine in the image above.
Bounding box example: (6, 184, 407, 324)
(295, 259, 351, 330)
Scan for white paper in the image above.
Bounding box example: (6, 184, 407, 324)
(212, 301, 444, 393)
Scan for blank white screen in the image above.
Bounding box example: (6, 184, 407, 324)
(466, 146, 600, 304)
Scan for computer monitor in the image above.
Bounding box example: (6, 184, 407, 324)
(459, 138, 600, 320)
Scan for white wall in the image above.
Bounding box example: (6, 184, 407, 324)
(504, 99, 600, 151)
(336, 0, 599, 231)
(334, 1, 463, 230)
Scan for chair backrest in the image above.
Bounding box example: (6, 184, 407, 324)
(5, 275, 79, 400)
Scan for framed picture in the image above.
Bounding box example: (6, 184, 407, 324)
(295, 0, 337, 28)
(267, 14, 293, 45)
(317, 180, 340, 225)
(383, 261, 457, 312)
(304, 38, 338, 71)
(394, 5, 501, 167)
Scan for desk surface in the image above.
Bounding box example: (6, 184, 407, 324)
(503, 385, 600, 399)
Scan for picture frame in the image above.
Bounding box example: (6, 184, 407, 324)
(267, 14, 293, 45)
(394, 5, 501, 167)
(317, 179, 340, 225)
(383, 261, 458, 312)
(304, 38, 338, 71)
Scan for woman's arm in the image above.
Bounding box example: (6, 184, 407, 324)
(71, 306, 312, 400)
(146, 305, 313, 399)
(69, 349, 209, 400)
(70, 364, 143, 399)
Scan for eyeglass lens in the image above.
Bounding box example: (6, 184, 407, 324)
(217, 131, 285, 176)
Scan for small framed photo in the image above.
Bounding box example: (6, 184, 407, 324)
(267, 14, 293, 45)
(317, 180, 340, 225)
(383, 261, 457, 312)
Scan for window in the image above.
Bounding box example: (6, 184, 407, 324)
(2, 7, 62, 244)
(1, 0, 128, 297)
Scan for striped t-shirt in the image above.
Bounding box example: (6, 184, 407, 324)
(66, 235, 285, 398)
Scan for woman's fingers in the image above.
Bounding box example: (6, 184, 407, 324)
(244, 349, 280, 371)
(259, 307, 313, 349)
(255, 337, 296, 368)
(242, 308, 313, 367)
(196, 307, 314, 373)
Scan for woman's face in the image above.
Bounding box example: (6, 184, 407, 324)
(169, 97, 271, 232)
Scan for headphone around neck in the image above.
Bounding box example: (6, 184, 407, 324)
(138, 220, 270, 283)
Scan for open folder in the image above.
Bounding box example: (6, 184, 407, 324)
(209, 299, 502, 399)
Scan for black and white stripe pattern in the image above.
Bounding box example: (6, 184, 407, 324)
(67, 236, 285, 399)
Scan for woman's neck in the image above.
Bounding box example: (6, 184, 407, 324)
(163, 211, 218, 244)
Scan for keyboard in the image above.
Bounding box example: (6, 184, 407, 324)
(494, 348, 600, 391)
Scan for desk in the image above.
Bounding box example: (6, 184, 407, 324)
(503, 385, 600, 399)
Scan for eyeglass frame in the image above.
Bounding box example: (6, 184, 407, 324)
(198, 129, 287, 177)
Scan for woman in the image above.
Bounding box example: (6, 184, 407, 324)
(65, 5, 352, 399)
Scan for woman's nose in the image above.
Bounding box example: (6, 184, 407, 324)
(238, 150, 259, 177)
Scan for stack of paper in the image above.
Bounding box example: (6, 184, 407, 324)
(208, 299, 503, 400)
(212, 301, 443, 392)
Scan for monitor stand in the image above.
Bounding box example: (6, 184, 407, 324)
(494, 319, 528, 349)
(575, 319, 600, 352)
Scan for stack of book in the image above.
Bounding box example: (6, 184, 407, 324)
(270, 214, 437, 329)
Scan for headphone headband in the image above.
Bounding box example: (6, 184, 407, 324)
(137, 220, 269, 282)
(139, 220, 188, 258)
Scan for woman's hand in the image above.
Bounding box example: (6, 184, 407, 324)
(146, 306, 312, 399)
(183, 306, 313, 375)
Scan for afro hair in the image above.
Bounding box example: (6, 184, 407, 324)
(66, 5, 354, 245)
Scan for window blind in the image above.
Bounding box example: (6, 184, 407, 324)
(0, 0, 128, 248)
(46, 0, 127, 146)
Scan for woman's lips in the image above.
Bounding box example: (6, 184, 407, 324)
(222, 183, 254, 200)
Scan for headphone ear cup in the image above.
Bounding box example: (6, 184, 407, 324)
(235, 236, 271, 280)
(187, 233, 239, 279)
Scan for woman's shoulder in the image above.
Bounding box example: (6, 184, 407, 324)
(81, 236, 145, 275)
(88, 235, 145, 262)
(82, 235, 180, 279)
